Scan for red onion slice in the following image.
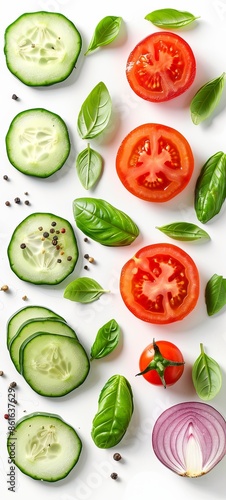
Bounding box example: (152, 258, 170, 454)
(152, 401, 226, 477)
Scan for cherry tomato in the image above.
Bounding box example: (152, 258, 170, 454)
(137, 339, 184, 387)
(120, 243, 199, 324)
(126, 31, 196, 102)
(116, 123, 194, 202)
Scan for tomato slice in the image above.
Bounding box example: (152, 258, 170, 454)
(116, 123, 194, 202)
(126, 31, 196, 102)
(120, 243, 199, 324)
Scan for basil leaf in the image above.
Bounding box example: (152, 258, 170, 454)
(85, 16, 122, 55)
(90, 319, 120, 360)
(73, 197, 139, 246)
(205, 273, 226, 316)
(91, 374, 133, 448)
(192, 343, 222, 401)
(156, 222, 210, 241)
(190, 72, 226, 125)
(76, 144, 103, 190)
(77, 82, 112, 139)
(64, 277, 109, 303)
(145, 8, 199, 29)
(194, 151, 226, 223)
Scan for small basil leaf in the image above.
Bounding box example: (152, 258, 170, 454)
(64, 277, 109, 303)
(73, 197, 139, 246)
(85, 16, 122, 55)
(77, 82, 112, 139)
(205, 273, 226, 316)
(91, 374, 134, 448)
(76, 144, 103, 190)
(190, 72, 226, 125)
(192, 343, 222, 400)
(90, 319, 120, 360)
(194, 151, 226, 223)
(145, 8, 199, 29)
(156, 222, 210, 241)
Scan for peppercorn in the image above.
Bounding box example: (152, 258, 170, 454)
(84, 253, 89, 259)
(12, 94, 18, 100)
(84, 265, 89, 270)
(14, 197, 20, 204)
(5, 201, 10, 206)
(84, 237, 89, 242)
(67, 256, 72, 261)
(3, 175, 9, 180)
(43, 232, 49, 238)
(0, 370, 4, 376)
(51, 221, 57, 226)
(24, 200, 30, 205)
(1, 285, 9, 291)
(57, 259, 62, 263)
(20, 243, 26, 249)
(113, 453, 122, 461)
(88, 256, 94, 263)
(110, 472, 118, 480)
(4, 414, 9, 419)
(22, 295, 27, 301)
(9, 381, 17, 388)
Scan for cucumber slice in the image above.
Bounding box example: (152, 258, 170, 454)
(7, 305, 65, 349)
(7, 212, 79, 285)
(20, 333, 90, 396)
(8, 412, 82, 481)
(9, 318, 78, 373)
(6, 108, 71, 178)
(4, 12, 82, 86)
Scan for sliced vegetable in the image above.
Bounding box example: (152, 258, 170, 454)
(194, 151, 226, 223)
(7, 212, 79, 285)
(4, 12, 82, 86)
(64, 277, 109, 303)
(190, 73, 226, 125)
(152, 401, 226, 477)
(90, 319, 120, 360)
(120, 243, 199, 324)
(126, 32, 196, 102)
(6, 108, 71, 178)
(116, 123, 194, 202)
(192, 343, 222, 401)
(205, 273, 226, 316)
(77, 82, 112, 139)
(73, 197, 139, 246)
(8, 412, 82, 481)
(91, 374, 133, 448)
(76, 144, 103, 189)
(9, 317, 78, 373)
(156, 222, 210, 241)
(6, 305, 65, 349)
(136, 339, 184, 388)
(145, 9, 199, 29)
(85, 16, 122, 55)
(20, 332, 90, 397)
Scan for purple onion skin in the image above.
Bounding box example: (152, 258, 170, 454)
(152, 401, 226, 477)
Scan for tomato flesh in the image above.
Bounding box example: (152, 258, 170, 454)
(126, 32, 196, 102)
(116, 123, 194, 202)
(139, 341, 184, 386)
(120, 243, 199, 324)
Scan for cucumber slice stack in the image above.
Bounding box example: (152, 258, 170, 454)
(4, 12, 82, 86)
(7, 306, 90, 397)
(8, 412, 82, 481)
(6, 108, 71, 178)
(7, 212, 79, 285)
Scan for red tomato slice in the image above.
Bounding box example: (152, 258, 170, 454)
(126, 31, 196, 102)
(116, 123, 194, 202)
(120, 243, 199, 324)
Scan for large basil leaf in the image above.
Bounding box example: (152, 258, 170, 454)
(77, 82, 112, 139)
(194, 151, 226, 223)
(64, 277, 109, 303)
(85, 16, 122, 55)
(190, 73, 226, 125)
(192, 343, 222, 400)
(156, 222, 210, 241)
(91, 374, 134, 448)
(145, 8, 199, 29)
(205, 273, 226, 316)
(90, 319, 120, 360)
(76, 144, 103, 190)
(73, 197, 139, 246)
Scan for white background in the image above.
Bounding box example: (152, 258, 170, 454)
(1, 0, 226, 499)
